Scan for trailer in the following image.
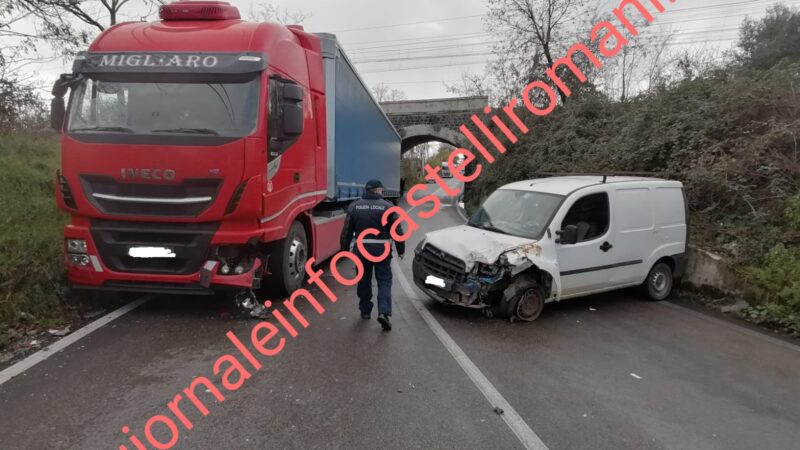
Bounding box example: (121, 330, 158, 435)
(50, 0, 401, 298)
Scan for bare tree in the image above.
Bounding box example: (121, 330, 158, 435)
(248, 4, 311, 24)
(599, 29, 675, 101)
(445, 71, 490, 97)
(484, 0, 596, 102)
(372, 83, 407, 102)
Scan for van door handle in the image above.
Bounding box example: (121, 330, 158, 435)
(600, 242, 613, 252)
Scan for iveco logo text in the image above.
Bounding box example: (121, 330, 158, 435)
(121, 168, 176, 181)
(99, 54, 219, 68)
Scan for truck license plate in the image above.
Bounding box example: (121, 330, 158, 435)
(128, 247, 176, 259)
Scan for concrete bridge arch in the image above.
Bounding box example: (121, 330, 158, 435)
(380, 96, 488, 152)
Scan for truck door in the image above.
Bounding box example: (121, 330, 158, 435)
(555, 187, 616, 297)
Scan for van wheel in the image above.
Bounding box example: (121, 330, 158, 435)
(510, 286, 545, 322)
(267, 221, 308, 296)
(642, 262, 673, 301)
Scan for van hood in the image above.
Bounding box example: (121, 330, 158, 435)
(423, 225, 537, 270)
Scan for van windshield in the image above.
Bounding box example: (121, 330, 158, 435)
(67, 74, 260, 138)
(468, 189, 563, 239)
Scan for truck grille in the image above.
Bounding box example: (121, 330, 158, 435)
(90, 220, 219, 275)
(418, 244, 467, 282)
(80, 175, 221, 217)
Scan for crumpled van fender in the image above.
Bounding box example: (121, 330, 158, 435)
(499, 245, 561, 303)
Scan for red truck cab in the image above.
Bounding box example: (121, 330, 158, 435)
(50, 1, 399, 298)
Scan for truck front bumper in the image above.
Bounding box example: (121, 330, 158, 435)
(65, 218, 265, 295)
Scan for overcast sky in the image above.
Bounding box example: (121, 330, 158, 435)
(16, 0, 800, 99)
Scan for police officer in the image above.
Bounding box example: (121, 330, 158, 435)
(340, 179, 405, 331)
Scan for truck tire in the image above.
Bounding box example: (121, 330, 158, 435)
(268, 221, 308, 297)
(641, 262, 673, 301)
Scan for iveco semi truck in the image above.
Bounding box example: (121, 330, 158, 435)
(50, 1, 401, 297)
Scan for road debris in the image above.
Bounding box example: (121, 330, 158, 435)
(83, 310, 104, 319)
(47, 326, 71, 337)
(493, 406, 504, 415)
(630, 373, 643, 380)
(589, 308, 597, 312)
(721, 300, 749, 314)
(234, 289, 269, 319)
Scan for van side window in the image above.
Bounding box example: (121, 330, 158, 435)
(561, 193, 610, 242)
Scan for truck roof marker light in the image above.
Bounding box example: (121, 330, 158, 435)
(159, 1, 241, 21)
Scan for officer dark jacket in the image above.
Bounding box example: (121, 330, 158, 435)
(340, 192, 405, 255)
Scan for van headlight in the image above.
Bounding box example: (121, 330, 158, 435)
(414, 239, 427, 256)
(477, 263, 500, 276)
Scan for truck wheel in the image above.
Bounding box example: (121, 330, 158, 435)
(642, 262, 673, 301)
(268, 221, 308, 296)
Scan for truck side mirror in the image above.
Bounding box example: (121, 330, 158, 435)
(51, 97, 66, 132)
(268, 77, 304, 156)
(281, 83, 304, 137)
(50, 74, 81, 132)
(556, 225, 578, 245)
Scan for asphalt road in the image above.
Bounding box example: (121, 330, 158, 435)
(1, 177, 799, 449)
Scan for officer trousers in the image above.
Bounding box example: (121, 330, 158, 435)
(356, 245, 393, 316)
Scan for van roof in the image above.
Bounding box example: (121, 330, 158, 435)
(499, 176, 681, 196)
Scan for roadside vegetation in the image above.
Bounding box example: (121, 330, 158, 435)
(0, 133, 68, 349)
(464, 6, 800, 336)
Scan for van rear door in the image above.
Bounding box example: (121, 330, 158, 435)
(608, 186, 656, 285)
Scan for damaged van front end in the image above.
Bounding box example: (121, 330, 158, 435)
(412, 225, 560, 315)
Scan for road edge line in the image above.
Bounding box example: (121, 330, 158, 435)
(0, 296, 150, 386)
(392, 260, 548, 450)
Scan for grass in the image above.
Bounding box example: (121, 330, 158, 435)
(0, 132, 67, 349)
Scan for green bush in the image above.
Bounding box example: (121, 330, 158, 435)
(0, 133, 67, 348)
(747, 244, 800, 309)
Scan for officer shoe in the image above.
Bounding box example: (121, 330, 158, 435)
(377, 314, 392, 331)
(361, 312, 370, 320)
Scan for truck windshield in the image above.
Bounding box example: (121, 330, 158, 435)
(67, 75, 260, 138)
(468, 189, 563, 239)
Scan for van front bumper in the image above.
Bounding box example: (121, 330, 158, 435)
(412, 256, 486, 308)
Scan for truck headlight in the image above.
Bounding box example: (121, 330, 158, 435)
(66, 239, 87, 254)
(69, 254, 90, 266)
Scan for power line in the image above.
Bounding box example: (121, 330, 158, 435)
(329, 14, 483, 33)
(341, 0, 798, 50)
(349, 26, 742, 59)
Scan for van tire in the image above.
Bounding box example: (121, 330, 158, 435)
(642, 262, 674, 301)
(267, 221, 308, 297)
(508, 286, 545, 322)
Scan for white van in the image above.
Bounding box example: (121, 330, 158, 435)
(412, 176, 688, 322)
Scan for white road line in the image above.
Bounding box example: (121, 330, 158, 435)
(659, 301, 800, 354)
(0, 297, 150, 386)
(392, 260, 548, 450)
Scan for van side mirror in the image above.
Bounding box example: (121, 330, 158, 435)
(556, 225, 578, 245)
